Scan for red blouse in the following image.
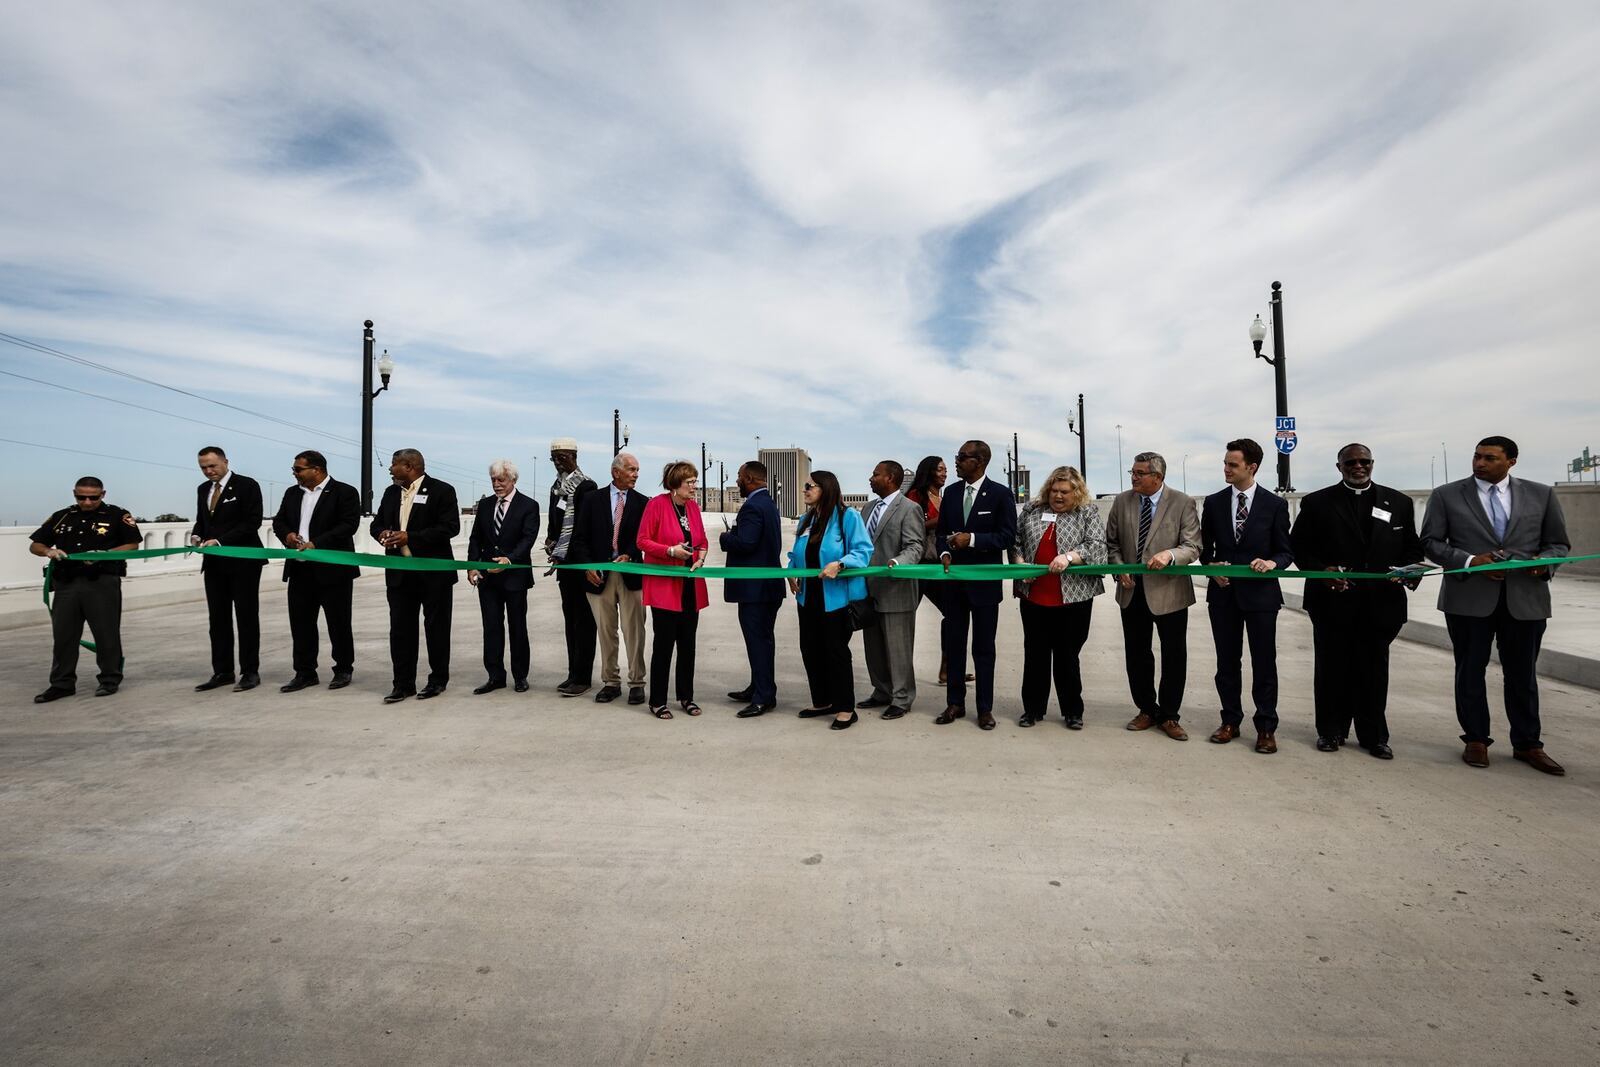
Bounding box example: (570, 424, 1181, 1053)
(1027, 522, 1065, 607)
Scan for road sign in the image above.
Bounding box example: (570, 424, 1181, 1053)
(1275, 416, 1297, 455)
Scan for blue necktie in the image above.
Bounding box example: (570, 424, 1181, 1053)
(1488, 485, 1507, 541)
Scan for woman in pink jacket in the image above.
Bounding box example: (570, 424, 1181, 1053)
(635, 460, 710, 719)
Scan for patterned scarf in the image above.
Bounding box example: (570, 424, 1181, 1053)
(551, 466, 588, 560)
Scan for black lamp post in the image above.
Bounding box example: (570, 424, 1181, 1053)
(613, 409, 630, 456)
(1249, 280, 1293, 493)
(1067, 393, 1086, 482)
(359, 319, 394, 515)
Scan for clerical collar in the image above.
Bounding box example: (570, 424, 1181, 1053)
(1343, 482, 1371, 494)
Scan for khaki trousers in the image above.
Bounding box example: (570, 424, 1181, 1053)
(588, 571, 646, 687)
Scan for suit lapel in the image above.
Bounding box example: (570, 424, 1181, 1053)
(1501, 479, 1531, 540)
(1458, 479, 1498, 543)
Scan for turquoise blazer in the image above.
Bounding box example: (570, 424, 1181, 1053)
(788, 507, 874, 612)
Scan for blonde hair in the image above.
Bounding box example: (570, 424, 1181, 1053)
(1034, 465, 1087, 511)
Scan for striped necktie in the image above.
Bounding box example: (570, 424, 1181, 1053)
(494, 496, 507, 539)
(867, 498, 886, 538)
(1234, 491, 1249, 540)
(1137, 495, 1153, 559)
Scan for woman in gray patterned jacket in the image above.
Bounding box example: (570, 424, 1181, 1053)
(1009, 465, 1107, 729)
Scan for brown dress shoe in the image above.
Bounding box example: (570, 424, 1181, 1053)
(1513, 748, 1565, 776)
(1209, 723, 1240, 744)
(1157, 720, 1188, 741)
(1255, 731, 1277, 754)
(934, 705, 966, 725)
(1126, 713, 1154, 731)
(1462, 741, 1490, 768)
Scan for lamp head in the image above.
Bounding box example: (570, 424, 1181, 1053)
(377, 348, 394, 385)
(1249, 314, 1267, 357)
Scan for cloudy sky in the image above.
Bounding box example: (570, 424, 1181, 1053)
(2, 0, 1596, 524)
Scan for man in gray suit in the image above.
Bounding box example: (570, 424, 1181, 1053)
(857, 460, 925, 720)
(1421, 435, 1570, 774)
(1105, 451, 1202, 740)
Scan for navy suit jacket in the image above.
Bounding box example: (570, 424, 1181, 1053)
(567, 484, 649, 593)
(719, 487, 785, 603)
(936, 476, 1018, 605)
(370, 475, 462, 587)
(193, 473, 265, 572)
(467, 491, 541, 592)
(1200, 485, 1293, 611)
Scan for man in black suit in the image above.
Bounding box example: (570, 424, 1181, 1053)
(568, 451, 650, 705)
(1291, 443, 1423, 758)
(371, 449, 460, 703)
(935, 440, 1018, 731)
(1200, 438, 1294, 753)
(271, 450, 361, 692)
(467, 458, 541, 694)
(191, 445, 266, 692)
(720, 460, 786, 718)
(546, 437, 599, 696)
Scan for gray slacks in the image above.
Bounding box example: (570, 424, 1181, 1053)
(864, 608, 917, 709)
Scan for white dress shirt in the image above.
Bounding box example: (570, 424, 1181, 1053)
(297, 476, 329, 542)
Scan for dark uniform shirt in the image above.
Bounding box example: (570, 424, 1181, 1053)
(31, 504, 142, 581)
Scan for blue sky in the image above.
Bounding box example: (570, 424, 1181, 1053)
(2, 1, 1598, 524)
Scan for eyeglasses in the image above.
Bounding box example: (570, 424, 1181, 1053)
(74, 493, 102, 501)
(803, 482, 815, 491)
(1128, 469, 1154, 479)
(954, 452, 979, 461)
(1339, 457, 1374, 467)
(291, 466, 312, 473)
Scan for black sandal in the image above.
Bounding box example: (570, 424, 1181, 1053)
(652, 705, 673, 719)
(680, 700, 702, 716)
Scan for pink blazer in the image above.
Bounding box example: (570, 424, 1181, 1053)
(636, 493, 710, 612)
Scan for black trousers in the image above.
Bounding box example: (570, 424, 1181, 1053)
(738, 600, 781, 705)
(797, 595, 854, 712)
(649, 605, 699, 707)
(1445, 587, 1547, 750)
(1310, 600, 1403, 747)
(477, 579, 530, 684)
(1019, 599, 1094, 719)
(387, 573, 453, 689)
(944, 593, 1000, 712)
(203, 565, 261, 675)
(286, 575, 354, 677)
(1208, 595, 1280, 733)
(1119, 578, 1187, 723)
(556, 569, 596, 686)
(49, 576, 123, 689)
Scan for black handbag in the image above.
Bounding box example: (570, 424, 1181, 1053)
(845, 596, 878, 632)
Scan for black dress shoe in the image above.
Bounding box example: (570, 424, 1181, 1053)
(1018, 714, 1040, 728)
(1366, 742, 1394, 760)
(328, 672, 353, 690)
(514, 679, 529, 692)
(1064, 715, 1084, 730)
(881, 706, 907, 720)
(977, 711, 996, 731)
(1315, 736, 1340, 752)
(727, 688, 753, 702)
(474, 679, 507, 695)
(382, 687, 415, 704)
(94, 683, 119, 697)
(280, 674, 318, 693)
(233, 673, 260, 692)
(797, 707, 833, 719)
(195, 673, 234, 692)
(559, 682, 590, 697)
(594, 685, 623, 703)
(856, 696, 891, 709)
(416, 683, 446, 700)
(627, 686, 645, 704)
(830, 711, 858, 731)
(736, 702, 775, 718)
(33, 687, 73, 704)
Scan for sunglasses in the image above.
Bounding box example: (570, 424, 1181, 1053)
(1339, 457, 1374, 466)
(803, 482, 815, 491)
(74, 493, 103, 501)
(954, 452, 979, 461)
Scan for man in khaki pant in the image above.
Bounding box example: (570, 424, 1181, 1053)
(568, 452, 650, 705)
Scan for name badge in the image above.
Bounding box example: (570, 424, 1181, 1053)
(1041, 513, 1058, 525)
(413, 493, 428, 504)
(1371, 507, 1391, 523)
(976, 510, 992, 516)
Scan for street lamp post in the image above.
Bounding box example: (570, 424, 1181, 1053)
(700, 443, 713, 511)
(1066, 393, 1086, 483)
(613, 410, 630, 456)
(718, 460, 726, 512)
(1441, 442, 1449, 483)
(1116, 424, 1124, 489)
(1182, 453, 1189, 494)
(1248, 280, 1293, 493)
(359, 319, 394, 516)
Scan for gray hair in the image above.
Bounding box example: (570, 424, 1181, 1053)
(612, 451, 639, 473)
(391, 448, 425, 468)
(488, 458, 519, 481)
(1132, 451, 1166, 478)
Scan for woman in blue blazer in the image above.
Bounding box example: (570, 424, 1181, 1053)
(786, 470, 874, 729)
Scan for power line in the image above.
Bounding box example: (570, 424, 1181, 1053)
(0, 435, 198, 472)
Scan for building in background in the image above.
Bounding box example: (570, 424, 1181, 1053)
(759, 447, 811, 519)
